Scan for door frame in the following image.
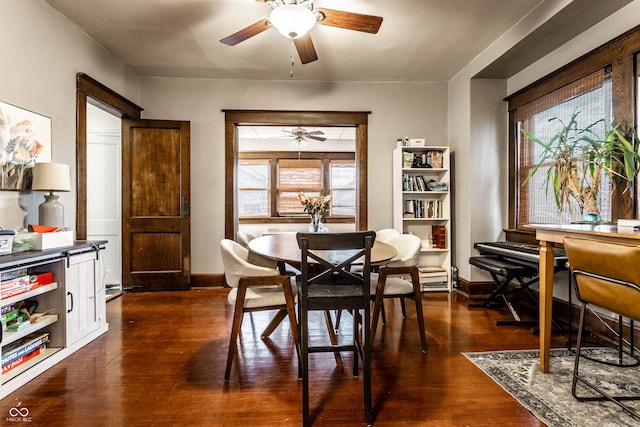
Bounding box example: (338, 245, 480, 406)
(75, 73, 143, 240)
(223, 110, 370, 239)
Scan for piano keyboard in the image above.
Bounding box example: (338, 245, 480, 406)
(474, 241, 568, 268)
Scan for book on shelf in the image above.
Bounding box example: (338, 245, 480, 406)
(0, 268, 28, 283)
(432, 225, 447, 249)
(1, 284, 32, 300)
(1, 332, 50, 367)
(0, 275, 30, 292)
(404, 200, 443, 219)
(1, 345, 44, 374)
(419, 266, 447, 275)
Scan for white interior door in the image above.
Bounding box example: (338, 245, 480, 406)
(86, 102, 122, 290)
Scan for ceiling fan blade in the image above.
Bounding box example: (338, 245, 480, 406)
(220, 19, 271, 46)
(306, 131, 324, 136)
(308, 135, 327, 141)
(294, 34, 318, 64)
(316, 8, 383, 34)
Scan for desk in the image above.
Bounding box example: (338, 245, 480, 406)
(527, 224, 640, 373)
(248, 233, 397, 266)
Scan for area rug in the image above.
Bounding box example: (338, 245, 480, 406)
(463, 348, 640, 427)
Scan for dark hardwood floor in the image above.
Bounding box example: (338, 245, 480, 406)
(0, 289, 567, 426)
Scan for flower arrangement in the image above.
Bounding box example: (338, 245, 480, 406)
(298, 192, 331, 218)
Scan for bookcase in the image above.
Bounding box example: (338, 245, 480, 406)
(393, 145, 451, 291)
(0, 242, 107, 399)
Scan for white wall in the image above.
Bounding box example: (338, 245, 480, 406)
(0, 1, 139, 232)
(138, 78, 447, 273)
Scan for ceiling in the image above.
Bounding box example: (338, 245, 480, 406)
(43, 0, 634, 83)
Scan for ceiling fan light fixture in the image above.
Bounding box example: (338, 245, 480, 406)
(270, 4, 316, 39)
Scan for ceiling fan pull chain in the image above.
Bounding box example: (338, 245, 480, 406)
(289, 39, 295, 78)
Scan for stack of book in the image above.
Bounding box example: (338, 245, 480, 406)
(0, 270, 53, 300)
(1, 332, 49, 374)
(1, 269, 31, 300)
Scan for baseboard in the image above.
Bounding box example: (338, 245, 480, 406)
(456, 277, 495, 298)
(190, 273, 225, 288)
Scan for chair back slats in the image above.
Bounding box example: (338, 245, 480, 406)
(298, 231, 375, 288)
(564, 237, 640, 321)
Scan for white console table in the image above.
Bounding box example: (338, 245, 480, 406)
(0, 241, 108, 399)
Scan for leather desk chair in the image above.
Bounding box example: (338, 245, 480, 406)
(563, 236, 640, 421)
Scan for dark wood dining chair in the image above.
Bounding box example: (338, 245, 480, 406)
(563, 236, 640, 421)
(297, 231, 375, 427)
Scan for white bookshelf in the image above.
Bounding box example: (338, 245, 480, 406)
(393, 145, 452, 291)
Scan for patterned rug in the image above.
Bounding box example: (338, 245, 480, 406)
(463, 348, 640, 427)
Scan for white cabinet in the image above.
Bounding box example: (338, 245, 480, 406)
(66, 251, 105, 346)
(393, 146, 452, 291)
(0, 242, 108, 399)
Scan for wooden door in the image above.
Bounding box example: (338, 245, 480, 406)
(121, 119, 191, 291)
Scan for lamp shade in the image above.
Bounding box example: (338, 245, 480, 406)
(31, 163, 71, 192)
(270, 4, 316, 39)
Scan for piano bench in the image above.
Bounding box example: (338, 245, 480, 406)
(469, 256, 537, 278)
(468, 256, 539, 325)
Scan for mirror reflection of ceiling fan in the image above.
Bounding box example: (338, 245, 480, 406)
(220, 0, 383, 65)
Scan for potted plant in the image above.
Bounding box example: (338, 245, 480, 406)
(522, 110, 640, 222)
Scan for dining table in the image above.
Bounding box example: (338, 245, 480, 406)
(248, 232, 398, 268)
(248, 231, 398, 372)
(526, 223, 640, 373)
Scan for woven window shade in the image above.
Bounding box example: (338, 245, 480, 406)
(278, 159, 322, 215)
(515, 67, 612, 227)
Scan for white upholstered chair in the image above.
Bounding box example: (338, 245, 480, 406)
(220, 239, 298, 380)
(236, 230, 255, 248)
(376, 228, 401, 243)
(370, 233, 427, 352)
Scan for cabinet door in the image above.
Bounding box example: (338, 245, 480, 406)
(66, 251, 105, 346)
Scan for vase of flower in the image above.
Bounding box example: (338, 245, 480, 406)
(309, 213, 323, 232)
(299, 192, 331, 232)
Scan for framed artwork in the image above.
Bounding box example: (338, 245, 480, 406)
(0, 100, 52, 190)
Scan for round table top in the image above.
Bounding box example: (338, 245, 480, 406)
(248, 233, 397, 265)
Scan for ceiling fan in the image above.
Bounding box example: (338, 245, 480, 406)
(285, 127, 327, 143)
(220, 0, 383, 65)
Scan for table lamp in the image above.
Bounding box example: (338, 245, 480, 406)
(31, 162, 71, 227)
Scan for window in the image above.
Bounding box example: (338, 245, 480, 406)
(238, 159, 270, 217)
(515, 68, 613, 226)
(330, 160, 356, 216)
(507, 26, 640, 229)
(238, 152, 356, 222)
